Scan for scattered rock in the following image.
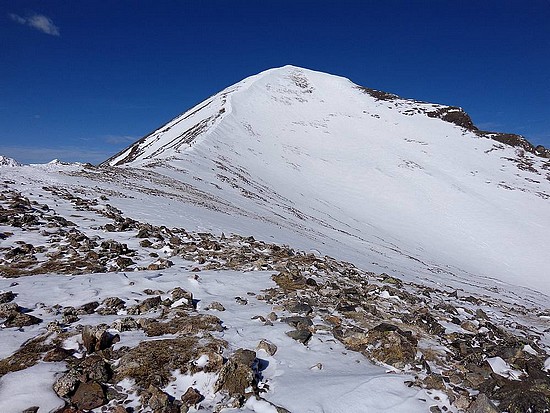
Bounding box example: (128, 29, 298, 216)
(44, 346, 74, 362)
(147, 258, 173, 270)
(78, 301, 99, 315)
(53, 369, 81, 398)
(137, 296, 162, 313)
(364, 323, 417, 368)
(282, 316, 313, 329)
(111, 317, 139, 332)
(0, 302, 19, 317)
(115, 337, 226, 388)
(144, 385, 173, 412)
(4, 311, 42, 328)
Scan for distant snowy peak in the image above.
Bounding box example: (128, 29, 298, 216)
(0, 155, 21, 167)
(103, 65, 548, 167)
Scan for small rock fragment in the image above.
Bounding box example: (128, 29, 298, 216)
(257, 339, 277, 356)
(206, 301, 226, 311)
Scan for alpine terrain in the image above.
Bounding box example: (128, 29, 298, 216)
(1, 66, 549, 413)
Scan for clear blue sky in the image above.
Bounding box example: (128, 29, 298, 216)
(1, 1, 549, 164)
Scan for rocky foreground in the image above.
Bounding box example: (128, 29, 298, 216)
(1, 179, 550, 413)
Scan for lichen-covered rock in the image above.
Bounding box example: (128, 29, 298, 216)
(53, 369, 81, 398)
(140, 313, 224, 337)
(111, 317, 139, 332)
(103, 296, 126, 309)
(115, 337, 226, 388)
(363, 323, 418, 369)
(79, 354, 111, 382)
(206, 301, 226, 311)
(0, 302, 19, 317)
(4, 311, 42, 328)
(0, 291, 16, 304)
(214, 349, 257, 402)
(147, 258, 173, 270)
(143, 385, 173, 412)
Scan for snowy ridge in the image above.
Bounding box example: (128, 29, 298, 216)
(104, 68, 276, 166)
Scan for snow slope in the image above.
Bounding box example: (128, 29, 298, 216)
(103, 65, 550, 299)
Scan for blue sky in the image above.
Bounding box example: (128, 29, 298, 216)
(1, 1, 549, 164)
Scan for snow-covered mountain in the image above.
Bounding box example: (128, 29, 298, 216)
(1, 66, 549, 413)
(0, 155, 21, 167)
(103, 65, 550, 298)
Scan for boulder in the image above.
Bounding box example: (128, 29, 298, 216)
(71, 381, 106, 411)
(181, 387, 203, 406)
(214, 349, 257, 401)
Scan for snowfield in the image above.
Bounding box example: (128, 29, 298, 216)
(0, 66, 549, 412)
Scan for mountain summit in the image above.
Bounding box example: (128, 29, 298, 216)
(1, 66, 549, 413)
(103, 65, 550, 296)
(104, 65, 548, 167)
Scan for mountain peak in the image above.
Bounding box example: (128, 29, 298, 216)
(0, 155, 21, 167)
(103, 67, 548, 168)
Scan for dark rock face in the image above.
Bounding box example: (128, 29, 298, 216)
(426, 106, 477, 130)
(478, 131, 550, 158)
(357, 83, 549, 158)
